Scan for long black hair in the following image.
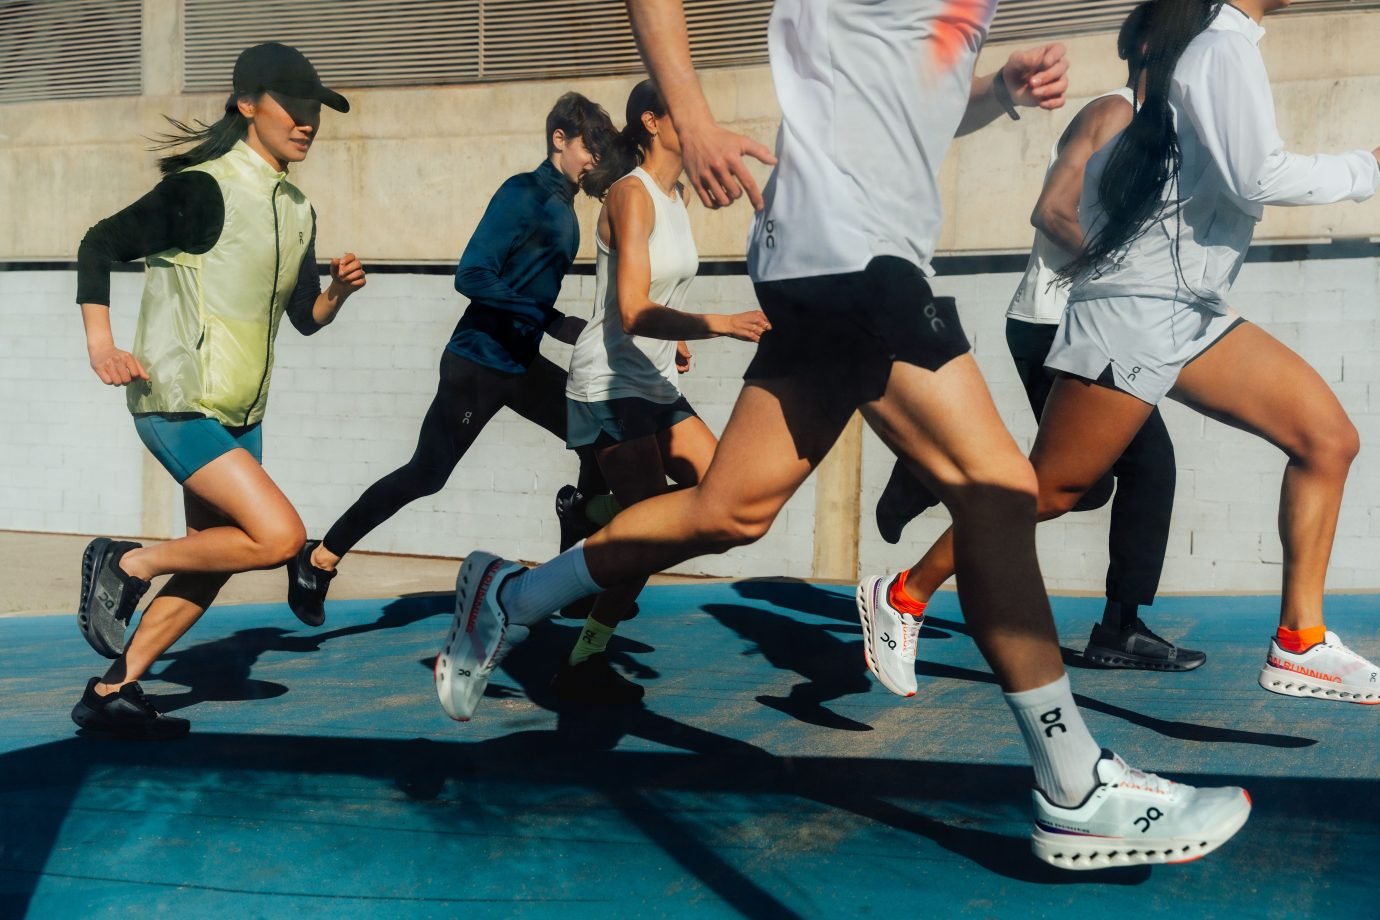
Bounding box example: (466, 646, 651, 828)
(1057, 0, 1223, 284)
(583, 79, 668, 200)
(149, 92, 257, 176)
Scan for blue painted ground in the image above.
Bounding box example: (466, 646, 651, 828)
(1, 583, 1377, 918)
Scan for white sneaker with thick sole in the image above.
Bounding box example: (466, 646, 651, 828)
(856, 573, 922, 697)
(1258, 631, 1380, 704)
(1031, 751, 1251, 871)
(435, 552, 527, 721)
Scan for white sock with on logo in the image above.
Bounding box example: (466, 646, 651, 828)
(499, 542, 603, 627)
(1004, 674, 1102, 808)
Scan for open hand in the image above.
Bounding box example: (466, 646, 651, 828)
(1004, 43, 1069, 111)
(723, 310, 771, 343)
(679, 118, 777, 211)
(89, 343, 148, 387)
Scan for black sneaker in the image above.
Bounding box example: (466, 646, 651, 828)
(286, 540, 336, 627)
(70, 678, 190, 740)
(555, 484, 594, 553)
(550, 653, 646, 705)
(874, 459, 941, 545)
(1084, 619, 1207, 672)
(78, 538, 150, 659)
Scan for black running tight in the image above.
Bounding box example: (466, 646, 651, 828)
(322, 350, 603, 557)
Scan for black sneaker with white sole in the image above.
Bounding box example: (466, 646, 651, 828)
(1084, 619, 1207, 672)
(77, 538, 150, 659)
(555, 484, 593, 553)
(70, 678, 190, 740)
(286, 540, 335, 627)
(550, 653, 646, 705)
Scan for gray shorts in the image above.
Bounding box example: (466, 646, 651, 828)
(1046, 295, 1244, 404)
(566, 395, 697, 450)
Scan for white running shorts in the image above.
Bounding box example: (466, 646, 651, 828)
(1045, 295, 1243, 404)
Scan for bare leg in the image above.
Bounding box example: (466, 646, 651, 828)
(579, 378, 859, 586)
(116, 449, 306, 580)
(586, 415, 721, 628)
(97, 492, 234, 692)
(863, 357, 1064, 692)
(901, 373, 1152, 606)
(1169, 324, 1357, 630)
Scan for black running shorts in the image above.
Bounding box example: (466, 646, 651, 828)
(745, 256, 971, 401)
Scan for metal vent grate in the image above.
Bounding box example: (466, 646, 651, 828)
(182, 0, 774, 92)
(0, 0, 141, 104)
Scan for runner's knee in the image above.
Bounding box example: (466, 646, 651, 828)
(253, 517, 307, 568)
(1293, 417, 1359, 475)
(691, 497, 776, 551)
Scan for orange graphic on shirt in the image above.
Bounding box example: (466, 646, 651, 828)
(931, 0, 996, 73)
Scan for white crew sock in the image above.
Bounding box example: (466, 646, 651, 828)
(499, 542, 603, 626)
(1004, 674, 1102, 808)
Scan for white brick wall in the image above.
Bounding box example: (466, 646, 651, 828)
(1, 269, 812, 578)
(859, 257, 1380, 593)
(5, 256, 1378, 591)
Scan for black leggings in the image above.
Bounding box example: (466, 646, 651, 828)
(322, 350, 604, 557)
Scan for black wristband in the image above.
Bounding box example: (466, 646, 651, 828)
(992, 66, 1021, 121)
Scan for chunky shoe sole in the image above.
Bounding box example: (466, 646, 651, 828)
(435, 554, 509, 722)
(856, 576, 916, 698)
(70, 699, 191, 740)
(1031, 790, 1252, 870)
(1084, 646, 1206, 672)
(1258, 664, 1380, 704)
(77, 538, 125, 659)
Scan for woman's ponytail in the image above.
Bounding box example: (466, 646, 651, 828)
(150, 93, 253, 176)
(1058, 0, 1223, 285)
(580, 78, 668, 200)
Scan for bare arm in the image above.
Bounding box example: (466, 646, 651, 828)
(80, 303, 148, 386)
(1030, 94, 1136, 256)
(609, 180, 768, 342)
(625, 0, 776, 209)
(958, 43, 1069, 137)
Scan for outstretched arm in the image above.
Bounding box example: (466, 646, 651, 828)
(958, 43, 1069, 137)
(625, 0, 776, 209)
(1182, 36, 1379, 206)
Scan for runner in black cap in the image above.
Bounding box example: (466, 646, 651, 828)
(71, 43, 362, 739)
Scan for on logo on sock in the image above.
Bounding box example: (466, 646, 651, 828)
(1040, 708, 1066, 737)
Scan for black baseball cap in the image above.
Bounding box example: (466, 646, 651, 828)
(231, 42, 349, 113)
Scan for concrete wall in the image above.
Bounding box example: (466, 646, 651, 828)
(3, 11, 1380, 263)
(6, 253, 1380, 592)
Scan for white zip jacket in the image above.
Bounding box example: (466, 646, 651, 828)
(1071, 4, 1379, 310)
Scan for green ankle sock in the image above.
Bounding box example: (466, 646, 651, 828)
(569, 617, 618, 666)
(582, 494, 622, 528)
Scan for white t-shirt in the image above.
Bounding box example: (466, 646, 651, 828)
(1072, 4, 1378, 310)
(747, 0, 997, 283)
(1007, 87, 1136, 325)
(567, 168, 700, 404)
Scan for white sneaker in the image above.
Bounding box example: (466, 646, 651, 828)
(1258, 630, 1380, 704)
(1031, 751, 1251, 870)
(856, 573, 922, 697)
(435, 552, 527, 721)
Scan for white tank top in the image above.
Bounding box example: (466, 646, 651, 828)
(567, 168, 700, 404)
(1007, 87, 1136, 325)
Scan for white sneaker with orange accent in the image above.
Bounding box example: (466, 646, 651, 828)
(856, 573, 923, 697)
(1258, 630, 1380, 704)
(1031, 751, 1252, 870)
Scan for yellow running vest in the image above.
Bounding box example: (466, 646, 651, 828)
(127, 140, 314, 426)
